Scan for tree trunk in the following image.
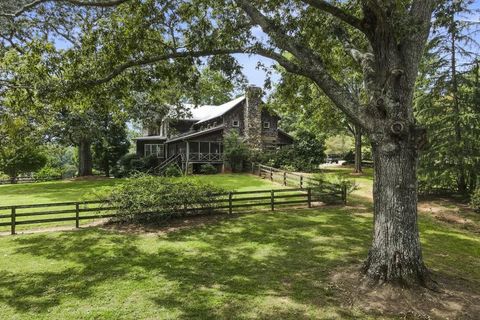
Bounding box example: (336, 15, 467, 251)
(354, 125, 362, 173)
(363, 138, 429, 285)
(78, 138, 93, 176)
(104, 160, 110, 177)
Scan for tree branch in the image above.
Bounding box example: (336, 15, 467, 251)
(84, 48, 248, 86)
(301, 0, 368, 33)
(0, 0, 129, 18)
(235, 0, 371, 129)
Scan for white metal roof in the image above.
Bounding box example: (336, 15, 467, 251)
(133, 135, 167, 141)
(182, 95, 245, 124)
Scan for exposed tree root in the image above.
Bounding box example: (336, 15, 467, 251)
(330, 265, 480, 320)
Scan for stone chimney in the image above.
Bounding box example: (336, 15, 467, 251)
(244, 85, 263, 150)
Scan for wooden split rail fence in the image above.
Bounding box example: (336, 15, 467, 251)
(0, 175, 63, 185)
(253, 163, 347, 204)
(0, 188, 315, 235)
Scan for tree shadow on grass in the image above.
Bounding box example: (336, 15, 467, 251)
(1, 209, 374, 318)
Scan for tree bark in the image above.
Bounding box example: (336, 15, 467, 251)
(363, 136, 429, 285)
(78, 138, 93, 176)
(354, 125, 362, 173)
(104, 160, 110, 177)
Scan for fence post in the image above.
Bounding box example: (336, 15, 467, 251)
(75, 203, 80, 228)
(342, 185, 347, 205)
(271, 190, 275, 211)
(258, 164, 261, 176)
(270, 168, 273, 181)
(283, 172, 287, 186)
(251, 162, 254, 174)
(228, 192, 233, 214)
(300, 175, 303, 189)
(11, 207, 16, 235)
(307, 188, 312, 208)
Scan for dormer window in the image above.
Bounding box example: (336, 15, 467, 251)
(232, 120, 240, 127)
(263, 121, 270, 129)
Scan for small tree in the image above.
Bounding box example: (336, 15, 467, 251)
(92, 121, 130, 177)
(223, 131, 249, 172)
(0, 145, 47, 183)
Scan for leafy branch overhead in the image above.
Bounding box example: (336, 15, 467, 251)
(2, 0, 461, 286)
(1, 0, 434, 132)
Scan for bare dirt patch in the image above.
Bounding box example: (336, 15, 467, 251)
(418, 197, 480, 233)
(330, 266, 480, 320)
(100, 213, 240, 235)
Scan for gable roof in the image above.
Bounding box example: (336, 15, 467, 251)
(180, 96, 245, 125)
(166, 124, 225, 143)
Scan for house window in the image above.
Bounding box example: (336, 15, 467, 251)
(144, 144, 165, 158)
(263, 121, 271, 129)
(232, 120, 240, 127)
(213, 121, 217, 127)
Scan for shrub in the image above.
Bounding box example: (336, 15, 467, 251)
(200, 163, 217, 174)
(471, 187, 480, 212)
(35, 167, 63, 180)
(163, 164, 183, 177)
(224, 131, 250, 172)
(257, 130, 325, 173)
(143, 154, 159, 172)
(117, 153, 143, 177)
(108, 175, 227, 222)
(280, 164, 296, 172)
(63, 165, 77, 178)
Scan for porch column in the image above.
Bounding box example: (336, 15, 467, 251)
(186, 141, 190, 162)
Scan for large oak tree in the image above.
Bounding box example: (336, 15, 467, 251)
(1, 0, 439, 286)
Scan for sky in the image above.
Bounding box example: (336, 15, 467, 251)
(234, 54, 279, 89)
(235, 2, 480, 93)
(51, 2, 479, 96)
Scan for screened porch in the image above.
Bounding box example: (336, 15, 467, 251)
(186, 141, 224, 163)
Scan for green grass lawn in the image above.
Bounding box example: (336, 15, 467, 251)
(0, 174, 283, 206)
(0, 206, 478, 319)
(0, 169, 479, 319)
(0, 174, 287, 233)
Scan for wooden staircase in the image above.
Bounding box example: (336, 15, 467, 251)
(152, 154, 182, 175)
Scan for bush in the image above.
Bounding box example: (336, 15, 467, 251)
(199, 163, 217, 174)
(280, 164, 296, 172)
(143, 154, 159, 172)
(224, 131, 250, 172)
(108, 175, 227, 222)
(63, 165, 77, 178)
(35, 167, 63, 180)
(259, 146, 320, 173)
(163, 164, 183, 177)
(471, 187, 480, 212)
(116, 153, 142, 177)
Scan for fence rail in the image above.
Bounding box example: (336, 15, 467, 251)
(0, 188, 320, 235)
(253, 163, 347, 204)
(0, 175, 63, 185)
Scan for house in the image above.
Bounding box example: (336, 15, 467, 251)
(134, 86, 294, 173)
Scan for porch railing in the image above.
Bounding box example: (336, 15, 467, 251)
(188, 153, 223, 162)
